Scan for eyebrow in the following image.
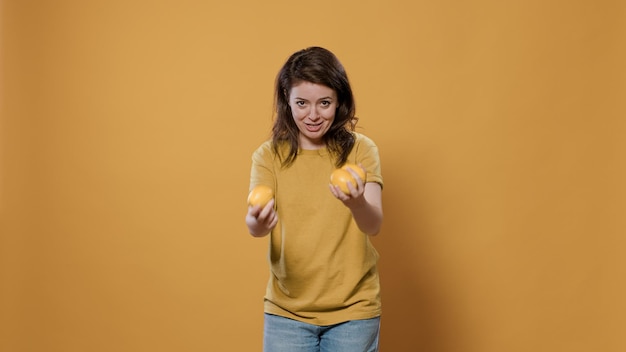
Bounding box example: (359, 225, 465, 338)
(294, 96, 335, 101)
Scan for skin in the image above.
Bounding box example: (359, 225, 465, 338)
(289, 81, 337, 150)
(329, 164, 383, 236)
(246, 82, 383, 237)
(246, 199, 278, 237)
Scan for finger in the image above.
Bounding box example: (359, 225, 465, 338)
(353, 175, 364, 190)
(328, 184, 339, 197)
(330, 184, 348, 200)
(346, 165, 366, 183)
(345, 167, 360, 182)
(259, 201, 274, 220)
(248, 204, 262, 217)
(346, 180, 360, 197)
(268, 212, 278, 228)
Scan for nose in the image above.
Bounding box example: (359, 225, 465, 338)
(308, 106, 320, 120)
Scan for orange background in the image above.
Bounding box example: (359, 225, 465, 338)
(1, 1, 625, 351)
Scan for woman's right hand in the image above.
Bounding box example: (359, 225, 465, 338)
(245, 199, 278, 237)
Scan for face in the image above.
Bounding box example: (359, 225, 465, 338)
(288, 81, 338, 150)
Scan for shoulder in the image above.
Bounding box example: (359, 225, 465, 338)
(252, 140, 289, 163)
(353, 132, 378, 146)
(352, 132, 379, 152)
(251, 140, 274, 161)
(253, 140, 273, 153)
(349, 132, 382, 165)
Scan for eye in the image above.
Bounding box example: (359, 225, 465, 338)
(295, 100, 306, 107)
(320, 100, 332, 107)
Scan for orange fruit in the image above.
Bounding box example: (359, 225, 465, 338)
(247, 185, 274, 207)
(330, 168, 356, 195)
(341, 163, 366, 182)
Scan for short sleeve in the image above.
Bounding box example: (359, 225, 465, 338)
(249, 141, 276, 192)
(351, 133, 383, 189)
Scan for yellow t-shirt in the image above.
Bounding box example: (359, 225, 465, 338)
(249, 132, 383, 326)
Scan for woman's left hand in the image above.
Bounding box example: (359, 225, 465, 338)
(329, 163, 383, 235)
(329, 164, 367, 209)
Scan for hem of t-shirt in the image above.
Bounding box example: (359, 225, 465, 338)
(264, 305, 382, 327)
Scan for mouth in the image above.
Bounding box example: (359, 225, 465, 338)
(305, 122, 323, 132)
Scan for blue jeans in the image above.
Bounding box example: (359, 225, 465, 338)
(263, 313, 380, 352)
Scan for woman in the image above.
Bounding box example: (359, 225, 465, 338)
(246, 46, 384, 352)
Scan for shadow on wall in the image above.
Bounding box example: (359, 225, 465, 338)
(372, 159, 457, 352)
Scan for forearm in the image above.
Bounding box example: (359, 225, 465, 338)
(350, 201, 383, 235)
(350, 183, 383, 235)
